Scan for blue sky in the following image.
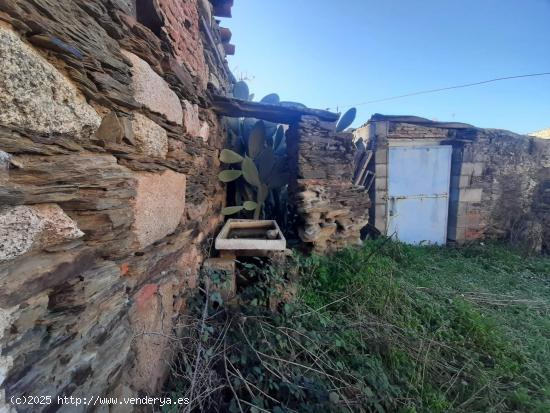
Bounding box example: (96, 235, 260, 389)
(222, 0, 550, 133)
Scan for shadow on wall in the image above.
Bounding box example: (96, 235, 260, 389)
(136, 0, 163, 36)
(490, 173, 543, 254)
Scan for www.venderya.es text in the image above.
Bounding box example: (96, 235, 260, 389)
(10, 395, 189, 408)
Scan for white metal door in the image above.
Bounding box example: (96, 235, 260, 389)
(387, 145, 452, 245)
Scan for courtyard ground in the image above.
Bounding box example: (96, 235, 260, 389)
(166, 241, 550, 412)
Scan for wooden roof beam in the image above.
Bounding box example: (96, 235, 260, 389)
(210, 95, 340, 124)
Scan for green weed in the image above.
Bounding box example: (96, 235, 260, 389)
(165, 240, 550, 412)
(298, 240, 550, 412)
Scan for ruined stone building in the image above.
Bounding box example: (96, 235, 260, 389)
(1, 0, 546, 409)
(354, 115, 550, 252)
(0, 0, 370, 409)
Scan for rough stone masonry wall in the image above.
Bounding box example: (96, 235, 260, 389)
(449, 128, 550, 251)
(0, 0, 232, 409)
(371, 120, 550, 251)
(288, 116, 371, 253)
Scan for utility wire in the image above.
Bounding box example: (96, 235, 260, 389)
(333, 72, 550, 111)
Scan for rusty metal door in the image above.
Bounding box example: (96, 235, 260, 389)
(387, 145, 452, 245)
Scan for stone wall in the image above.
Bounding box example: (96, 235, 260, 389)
(367, 117, 550, 251)
(449, 128, 550, 252)
(289, 116, 371, 253)
(0, 0, 232, 409)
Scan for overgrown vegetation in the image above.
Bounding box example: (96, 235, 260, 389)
(218, 81, 357, 223)
(164, 241, 550, 412)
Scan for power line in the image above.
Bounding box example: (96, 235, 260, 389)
(333, 71, 550, 111)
